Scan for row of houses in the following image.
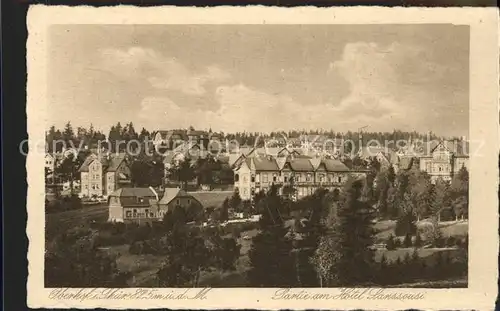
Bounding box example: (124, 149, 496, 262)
(45, 128, 470, 199)
(357, 139, 469, 182)
(233, 152, 366, 200)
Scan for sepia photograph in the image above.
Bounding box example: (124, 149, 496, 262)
(26, 6, 498, 310)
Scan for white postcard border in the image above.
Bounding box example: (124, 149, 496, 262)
(26, 5, 499, 309)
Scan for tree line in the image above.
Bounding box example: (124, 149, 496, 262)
(47, 122, 451, 151)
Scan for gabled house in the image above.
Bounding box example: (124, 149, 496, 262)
(154, 188, 203, 219)
(108, 187, 203, 223)
(233, 156, 280, 200)
(152, 130, 187, 150)
(79, 153, 131, 198)
(314, 158, 350, 187)
(45, 153, 56, 175)
(418, 140, 469, 182)
(108, 187, 159, 223)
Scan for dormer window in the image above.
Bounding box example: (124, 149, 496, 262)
(137, 197, 144, 203)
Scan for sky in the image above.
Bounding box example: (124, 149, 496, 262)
(48, 24, 469, 137)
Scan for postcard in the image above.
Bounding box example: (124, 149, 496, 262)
(26, 5, 499, 309)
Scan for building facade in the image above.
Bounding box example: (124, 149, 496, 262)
(79, 153, 132, 198)
(418, 140, 469, 182)
(108, 187, 203, 223)
(233, 155, 362, 201)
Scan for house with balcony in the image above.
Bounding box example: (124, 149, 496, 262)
(313, 158, 351, 190)
(281, 157, 316, 197)
(233, 156, 281, 200)
(418, 140, 469, 183)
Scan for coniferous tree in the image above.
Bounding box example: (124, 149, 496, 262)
(429, 178, 449, 246)
(386, 233, 396, 250)
(311, 179, 376, 286)
(403, 233, 413, 248)
(414, 232, 423, 248)
(450, 167, 469, 220)
(248, 186, 295, 287)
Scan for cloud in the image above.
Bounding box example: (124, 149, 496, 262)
(324, 42, 454, 131)
(100, 47, 230, 96)
(115, 43, 467, 136)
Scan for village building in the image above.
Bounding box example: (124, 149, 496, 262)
(108, 187, 203, 223)
(79, 153, 131, 198)
(233, 153, 364, 201)
(108, 187, 159, 223)
(418, 140, 469, 182)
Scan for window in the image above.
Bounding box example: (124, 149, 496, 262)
(234, 174, 239, 182)
(338, 176, 342, 183)
(187, 199, 191, 205)
(306, 174, 311, 182)
(439, 166, 442, 172)
(126, 211, 132, 218)
(176, 199, 180, 205)
(284, 176, 288, 182)
(273, 174, 277, 182)
(251, 175, 255, 182)
(262, 174, 268, 183)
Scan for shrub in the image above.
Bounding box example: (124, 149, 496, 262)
(393, 237, 402, 248)
(433, 236, 445, 248)
(414, 233, 423, 248)
(129, 241, 144, 255)
(395, 212, 417, 236)
(403, 233, 413, 248)
(386, 234, 396, 250)
(94, 233, 127, 247)
(232, 227, 242, 239)
(446, 236, 457, 247)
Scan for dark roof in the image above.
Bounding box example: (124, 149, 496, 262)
(216, 155, 230, 164)
(78, 156, 96, 172)
(155, 130, 188, 141)
(104, 155, 126, 172)
(252, 157, 279, 171)
(189, 191, 233, 209)
(187, 130, 208, 137)
(289, 158, 314, 172)
(109, 187, 157, 207)
(399, 157, 415, 170)
(158, 188, 182, 205)
(322, 159, 350, 172)
(415, 140, 470, 157)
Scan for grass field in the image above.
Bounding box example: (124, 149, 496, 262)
(47, 206, 468, 287)
(374, 219, 468, 241)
